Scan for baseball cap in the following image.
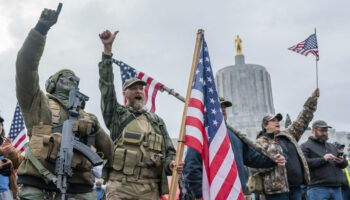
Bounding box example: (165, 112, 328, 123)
(262, 113, 283, 124)
(219, 97, 232, 108)
(123, 78, 146, 91)
(312, 120, 332, 129)
(334, 142, 345, 149)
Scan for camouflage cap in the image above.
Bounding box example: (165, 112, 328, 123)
(219, 97, 232, 108)
(312, 120, 332, 129)
(123, 78, 146, 91)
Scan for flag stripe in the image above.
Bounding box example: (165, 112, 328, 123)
(114, 59, 164, 113)
(288, 34, 319, 61)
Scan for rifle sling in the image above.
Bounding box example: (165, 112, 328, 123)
(24, 143, 57, 184)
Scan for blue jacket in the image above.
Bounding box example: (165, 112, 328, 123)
(184, 127, 275, 197)
(0, 156, 9, 192)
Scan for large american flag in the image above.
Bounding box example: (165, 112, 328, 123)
(185, 35, 244, 200)
(9, 104, 27, 154)
(288, 33, 319, 61)
(113, 59, 164, 113)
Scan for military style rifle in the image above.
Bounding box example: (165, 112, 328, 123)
(55, 88, 103, 200)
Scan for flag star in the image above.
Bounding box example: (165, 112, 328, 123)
(199, 78, 204, 83)
(196, 69, 200, 74)
(211, 109, 217, 114)
(210, 98, 215, 103)
(205, 57, 210, 62)
(213, 120, 218, 126)
(199, 59, 203, 64)
(209, 88, 213, 93)
(207, 77, 212, 82)
(204, 47, 208, 52)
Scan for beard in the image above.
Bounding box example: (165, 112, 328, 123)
(315, 134, 328, 142)
(129, 101, 145, 112)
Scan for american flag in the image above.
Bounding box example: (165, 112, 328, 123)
(288, 33, 319, 61)
(9, 104, 28, 154)
(113, 59, 164, 113)
(185, 35, 244, 200)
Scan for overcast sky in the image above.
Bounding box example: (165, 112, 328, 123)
(0, 0, 349, 138)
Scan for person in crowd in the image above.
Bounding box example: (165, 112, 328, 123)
(98, 29, 184, 200)
(252, 88, 319, 200)
(301, 120, 348, 200)
(94, 181, 104, 200)
(336, 143, 350, 200)
(14, 3, 113, 199)
(184, 97, 285, 200)
(0, 116, 15, 199)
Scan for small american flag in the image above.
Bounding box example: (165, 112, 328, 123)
(185, 35, 244, 200)
(113, 59, 164, 113)
(288, 33, 319, 61)
(9, 104, 28, 154)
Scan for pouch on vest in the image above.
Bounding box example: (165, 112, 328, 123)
(148, 132, 162, 152)
(140, 152, 163, 179)
(123, 149, 138, 175)
(29, 123, 52, 160)
(112, 148, 126, 171)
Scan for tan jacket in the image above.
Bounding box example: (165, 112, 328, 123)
(252, 95, 317, 194)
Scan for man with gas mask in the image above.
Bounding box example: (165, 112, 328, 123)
(15, 3, 113, 199)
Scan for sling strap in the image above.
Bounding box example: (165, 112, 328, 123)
(24, 143, 57, 184)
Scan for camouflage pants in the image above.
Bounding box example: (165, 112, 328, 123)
(105, 180, 159, 200)
(19, 185, 97, 200)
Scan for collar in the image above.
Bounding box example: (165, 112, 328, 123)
(261, 131, 275, 140)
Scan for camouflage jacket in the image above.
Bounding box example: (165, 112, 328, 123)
(98, 53, 176, 195)
(15, 29, 113, 188)
(252, 95, 317, 194)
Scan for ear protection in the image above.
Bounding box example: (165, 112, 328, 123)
(45, 75, 56, 94)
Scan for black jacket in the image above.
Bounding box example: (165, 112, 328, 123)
(301, 137, 348, 188)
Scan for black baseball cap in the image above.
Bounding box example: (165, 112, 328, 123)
(312, 120, 332, 129)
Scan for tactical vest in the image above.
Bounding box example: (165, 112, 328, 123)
(110, 114, 164, 183)
(27, 98, 94, 176)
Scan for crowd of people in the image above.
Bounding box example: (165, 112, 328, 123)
(0, 3, 348, 200)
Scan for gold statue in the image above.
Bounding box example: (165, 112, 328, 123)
(235, 35, 242, 55)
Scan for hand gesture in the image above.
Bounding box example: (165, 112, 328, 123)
(99, 30, 119, 56)
(38, 3, 62, 28)
(274, 154, 286, 168)
(0, 138, 15, 156)
(312, 88, 320, 98)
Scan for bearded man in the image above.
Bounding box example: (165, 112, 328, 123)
(301, 120, 348, 200)
(98, 30, 184, 200)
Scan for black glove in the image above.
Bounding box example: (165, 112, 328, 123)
(35, 3, 63, 35)
(0, 159, 11, 176)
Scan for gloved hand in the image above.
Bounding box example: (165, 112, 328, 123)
(35, 3, 63, 35)
(0, 159, 12, 176)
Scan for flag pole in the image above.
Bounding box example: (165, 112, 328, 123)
(315, 27, 319, 88)
(161, 85, 185, 102)
(168, 29, 204, 200)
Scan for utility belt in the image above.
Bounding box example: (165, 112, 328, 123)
(109, 171, 160, 184)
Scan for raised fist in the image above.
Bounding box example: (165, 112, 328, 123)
(312, 88, 320, 98)
(35, 3, 62, 35)
(99, 30, 119, 55)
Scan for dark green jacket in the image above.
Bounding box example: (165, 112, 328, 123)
(15, 29, 113, 189)
(98, 53, 175, 195)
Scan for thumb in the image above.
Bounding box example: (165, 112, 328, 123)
(113, 31, 119, 37)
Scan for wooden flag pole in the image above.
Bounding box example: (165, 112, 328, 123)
(168, 29, 204, 200)
(315, 27, 319, 88)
